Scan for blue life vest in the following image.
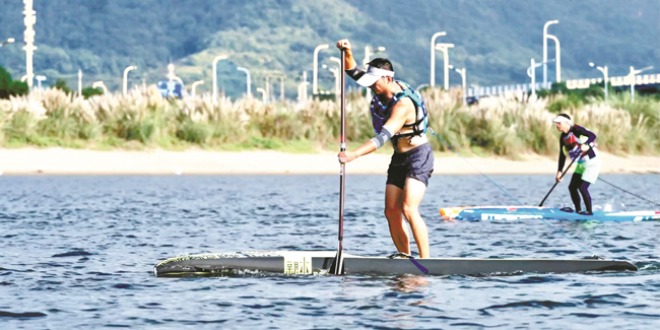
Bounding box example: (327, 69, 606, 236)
(370, 81, 429, 139)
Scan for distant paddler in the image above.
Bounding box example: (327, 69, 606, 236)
(553, 113, 601, 215)
(336, 39, 433, 258)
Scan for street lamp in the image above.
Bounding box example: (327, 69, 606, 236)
(0, 37, 15, 47)
(267, 73, 286, 101)
(589, 62, 609, 101)
(628, 65, 654, 103)
(191, 80, 204, 97)
(322, 64, 340, 98)
(546, 34, 561, 84)
(236, 66, 251, 98)
(430, 31, 446, 88)
(23, 0, 37, 89)
(35, 75, 46, 90)
(543, 20, 560, 86)
(527, 58, 554, 98)
(313, 44, 329, 95)
(256, 87, 267, 102)
(329, 57, 342, 98)
(298, 71, 309, 102)
(448, 65, 467, 106)
(123, 65, 137, 96)
(92, 81, 108, 94)
(278, 75, 285, 100)
(364, 45, 386, 99)
(212, 54, 229, 102)
(77, 69, 83, 96)
(364, 45, 386, 65)
(434, 43, 455, 90)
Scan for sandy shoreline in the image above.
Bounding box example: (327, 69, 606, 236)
(1, 148, 658, 175)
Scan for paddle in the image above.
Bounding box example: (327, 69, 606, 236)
(538, 147, 587, 207)
(330, 48, 347, 275)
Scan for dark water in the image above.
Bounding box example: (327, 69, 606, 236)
(1, 174, 659, 329)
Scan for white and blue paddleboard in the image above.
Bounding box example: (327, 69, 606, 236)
(440, 206, 660, 222)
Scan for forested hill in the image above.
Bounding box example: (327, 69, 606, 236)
(0, 0, 658, 98)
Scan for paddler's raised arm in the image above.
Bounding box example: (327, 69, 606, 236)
(336, 39, 358, 72)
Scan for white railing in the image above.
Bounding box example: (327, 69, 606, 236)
(467, 73, 659, 97)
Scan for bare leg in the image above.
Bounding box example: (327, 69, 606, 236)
(384, 184, 410, 255)
(402, 178, 430, 258)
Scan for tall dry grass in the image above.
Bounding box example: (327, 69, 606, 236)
(0, 86, 658, 156)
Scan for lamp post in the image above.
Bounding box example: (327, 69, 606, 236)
(589, 62, 609, 101)
(328, 57, 342, 99)
(212, 54, 228, 102)
(546, 34, 561, 84)
(191, 80, 204, 97)
(527, 58, 554, 98)
(236, 66, 251, 98)
(35, 75, 46, 90)
(430, 31, 447, 88)
(77, 69, 83, 96)
(23, 0, 37, 89)
(267, 73, 286, 101)
(322, 64, 340, 99)
(256, 87, 267, 103)
(92, 81, 108, 94)
(449, 65, 467, 106)
(628, 65, 653, 103)
(313, 44, 329, 96)
(364, 45, 386, 65)
(298, 71, 309, 102)
(435, 43, 455, 90)
(543, 19, 559, 87)
(0, 37, 15, 47)
(279, 75, 285, 100)
(123, 65, 137, 96)
(364, 45, 386, 99)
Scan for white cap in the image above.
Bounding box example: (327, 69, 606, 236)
(552, 114, 573, 126)
(355, 66, 394, 87)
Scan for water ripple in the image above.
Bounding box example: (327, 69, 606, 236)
(1, 174, 658, 329)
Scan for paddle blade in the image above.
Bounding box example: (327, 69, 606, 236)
(329, 250, 344, 275)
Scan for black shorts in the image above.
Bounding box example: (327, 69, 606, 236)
(386, 143, 434, 189)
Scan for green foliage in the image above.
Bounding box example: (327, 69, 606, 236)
(82, 87, 104, 99)
(0, 66, 29, 99)
(9, 81, 29, 96)
(53, 79, 72, 94)
(540, 82, 614, 114)
(3, 110, 38, 144)
(176, 119, 212, 144)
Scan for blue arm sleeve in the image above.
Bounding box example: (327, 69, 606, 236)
(370, 126, 394, 149)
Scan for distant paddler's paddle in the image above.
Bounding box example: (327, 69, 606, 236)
(330, 48, 347, 275)
(539, 146, 588, 207)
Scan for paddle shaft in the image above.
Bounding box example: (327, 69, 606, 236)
(332, 49, 347, 275)
(538, 152, 581, 207)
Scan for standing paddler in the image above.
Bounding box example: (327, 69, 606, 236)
(553, 113, 601, 215)
(336, 39, 434, 258)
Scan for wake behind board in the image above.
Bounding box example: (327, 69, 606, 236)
(153, 250, 636, 277)
(440, 206, 660, 222)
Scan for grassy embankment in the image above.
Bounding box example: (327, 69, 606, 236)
(0, 87, 658, 157)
